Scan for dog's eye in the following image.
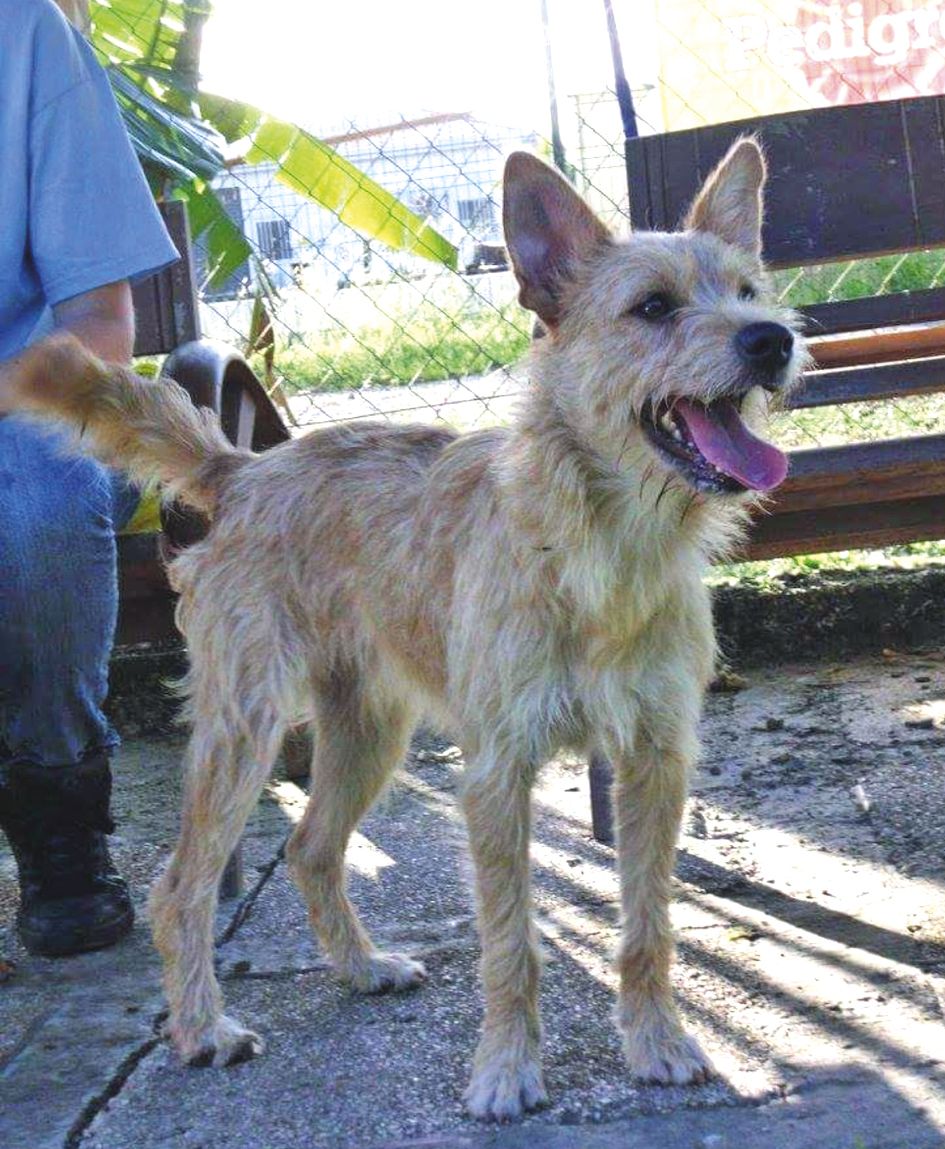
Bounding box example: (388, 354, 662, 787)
(631, 292, 677, 322)
(738, 283, 757, 301)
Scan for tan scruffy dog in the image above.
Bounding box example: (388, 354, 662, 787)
(1, 137, 803, 1120)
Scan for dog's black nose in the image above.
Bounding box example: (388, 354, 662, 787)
(735, 322, 794, 386)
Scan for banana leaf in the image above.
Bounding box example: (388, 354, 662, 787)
(247, 117, 457, 270)
(90, 0, 191, 71)
(107, 66, 223, 183)
(89, 0, 457, 270)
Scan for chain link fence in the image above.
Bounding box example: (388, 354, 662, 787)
(195, 113, 540, 433)
(191, 1, 945, 460)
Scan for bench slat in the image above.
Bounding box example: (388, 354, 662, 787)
(772, 434, 945, 514)
(800, 290, 945, 340)
(789, 356, 945, 409)
(743, 494, 945, 561)
(626, 96, 945, 267)
(809, 325, 945, 370)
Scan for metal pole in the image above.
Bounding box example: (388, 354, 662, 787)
(603, 0, 639, 140)
(540, 0, 569, 176)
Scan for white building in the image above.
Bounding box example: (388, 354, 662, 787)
(202, 112, 538, 298)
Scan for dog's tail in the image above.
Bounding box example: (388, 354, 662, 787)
(0, 332, 247, 514)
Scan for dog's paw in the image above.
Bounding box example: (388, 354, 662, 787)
(464, 1055, 548, 1121)
(170, 1014, 265, 1068)
(349, 951, 427, 994)
(623, 1026, 714, 1086)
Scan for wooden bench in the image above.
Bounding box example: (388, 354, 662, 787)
(589, 96, 945, 843)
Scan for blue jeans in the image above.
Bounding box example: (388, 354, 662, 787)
(0, 416, 138, 769)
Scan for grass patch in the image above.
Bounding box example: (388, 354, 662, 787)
(774, 250, 945, 307)
(263, 294, 530, 394)
(711, 540, 945, 587)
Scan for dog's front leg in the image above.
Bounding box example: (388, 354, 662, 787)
(611, 725, 714, 1085)
(461, 764, 547, 1121)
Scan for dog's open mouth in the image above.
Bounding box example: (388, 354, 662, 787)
(641, 395, 788, 494)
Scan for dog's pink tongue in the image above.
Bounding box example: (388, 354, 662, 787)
(675, 398, 788, 491)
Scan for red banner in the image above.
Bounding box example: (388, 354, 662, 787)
(656, 1, 945, 129)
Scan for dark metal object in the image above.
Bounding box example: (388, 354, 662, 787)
(588, 754, 615, 846)
(603, 0, 638, 141)
(219, 849, 243, 902)
(281, 728, 313, 782)
(540, 0, 568, 176)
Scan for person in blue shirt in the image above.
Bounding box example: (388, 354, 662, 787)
(0, 0, 179, 957)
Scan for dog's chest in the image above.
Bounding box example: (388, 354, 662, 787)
(529, 573, 694, 750)
(523, 621, 644, 756)
(522, 671, 590, 758)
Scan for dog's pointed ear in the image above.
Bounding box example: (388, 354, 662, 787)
(685, 137, 766, 258)
(503, 152, 611, 329)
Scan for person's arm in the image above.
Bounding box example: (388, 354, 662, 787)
(51, 280, 135, 364)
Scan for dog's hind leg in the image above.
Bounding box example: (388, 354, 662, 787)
(461, 762, 547, 1121)
(611, 719, 714, 1085)
(286, 677, 426, 993)
(150, 716, 282, 1067)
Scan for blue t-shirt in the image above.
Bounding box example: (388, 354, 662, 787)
(0, 0, 180, 358)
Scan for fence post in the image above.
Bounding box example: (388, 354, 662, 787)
(603, 0, 639, 142)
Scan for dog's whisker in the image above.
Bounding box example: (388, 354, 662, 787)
(615, 430, 632, 471)
(679, 491, 700, 524)
(654, 474, 675, 510)
(639, 462, 656, 501)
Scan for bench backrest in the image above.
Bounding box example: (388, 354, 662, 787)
(626, 96, 945, 337)
(627, 96, 945, 265)
(131, 200, 201, 356)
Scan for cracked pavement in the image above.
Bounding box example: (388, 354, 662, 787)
(2, 650, 945, 1148)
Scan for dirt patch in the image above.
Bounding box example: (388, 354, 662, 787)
(714, 564, 945, 666)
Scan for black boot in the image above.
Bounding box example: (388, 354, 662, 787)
(0, 752, 134, 957)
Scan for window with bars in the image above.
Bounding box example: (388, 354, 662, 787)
(195, 185, 249, 301)
(456, 196, 494, 234)
(256, 217, 293, 261)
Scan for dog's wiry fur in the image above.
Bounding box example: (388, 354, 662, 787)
(1, 139, 804, 1119)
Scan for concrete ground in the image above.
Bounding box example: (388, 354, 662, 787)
(286, 371, 521, 434)
(2, 649, 945, 1149)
